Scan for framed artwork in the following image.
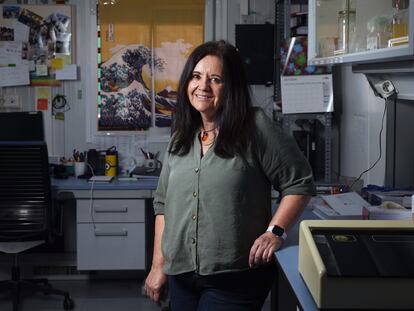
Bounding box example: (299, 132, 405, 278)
(97, 0, 204, 131)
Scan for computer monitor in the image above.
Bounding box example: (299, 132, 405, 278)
(0, 111, 44, 141)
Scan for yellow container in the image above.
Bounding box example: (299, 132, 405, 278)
(105, 154, 117, 177)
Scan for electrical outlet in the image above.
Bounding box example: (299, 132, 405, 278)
(3, 95, 20, 108)
(373, 80, 396, 99)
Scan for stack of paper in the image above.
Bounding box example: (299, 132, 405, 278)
(311, 196, 362, 220)
(320, 192, 368, 216)
(362, 205, 411, 220)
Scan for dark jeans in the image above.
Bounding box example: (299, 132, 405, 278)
(168, 263, 276, 311)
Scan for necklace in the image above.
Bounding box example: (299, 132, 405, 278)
(201, 135, 217, 146)
(201, 127, 217, 142)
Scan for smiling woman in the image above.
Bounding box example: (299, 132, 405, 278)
(187, 55, 223, 123)
(144, 40, 316, 311)
(97, 0, 205, 131)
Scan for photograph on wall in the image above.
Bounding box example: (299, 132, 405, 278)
(0, 26, 14, 41)
(98, 0, 204, 131)
(18, 8, 43, 29)
(3, 6, 20, 19)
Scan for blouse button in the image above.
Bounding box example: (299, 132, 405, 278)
(193, 192, 197, 197)
(195, 168, 199, 173)
(191, 238, 196, 244)
(192, 215, 197, 220)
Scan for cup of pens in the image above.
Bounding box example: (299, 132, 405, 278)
(74, 162, 86, 177)
(73, 149, 86, 177)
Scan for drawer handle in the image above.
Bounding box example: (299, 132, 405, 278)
(94, 207, 128, 213)
(94, 229, 128, 236)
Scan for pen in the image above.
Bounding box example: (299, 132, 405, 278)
(73, 149, 86, 162)
(140, 148, 148, 159)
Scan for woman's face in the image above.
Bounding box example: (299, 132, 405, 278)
(187, 55, 223, 121)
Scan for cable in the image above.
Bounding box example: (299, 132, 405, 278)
(349, 97, 392, 190)
(52, 94, 70, 115)
(85, 162, 97, 231)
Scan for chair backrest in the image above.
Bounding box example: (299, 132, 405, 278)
(0, 141, 51, 242)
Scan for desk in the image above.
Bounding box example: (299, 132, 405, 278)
(271, 207, 319, 311)
(53, 177, 158, 192)
(52, 177, 158, 272)
(274, 246, 318, 311)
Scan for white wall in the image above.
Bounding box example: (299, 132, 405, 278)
(338, 65, 386, 186)
(0, 0, 387, 185)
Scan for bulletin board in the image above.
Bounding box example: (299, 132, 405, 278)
(0, 4, 75, 87)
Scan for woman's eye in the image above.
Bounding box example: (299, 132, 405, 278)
(210, 77, 222, 84)
(191, 74, 200, 80)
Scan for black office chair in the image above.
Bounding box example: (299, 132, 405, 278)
(0, 141, 75, 311)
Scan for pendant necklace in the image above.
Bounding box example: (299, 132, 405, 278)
(201, 127, 217, 142)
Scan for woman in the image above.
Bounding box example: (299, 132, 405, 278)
(144, 40, 315, 310)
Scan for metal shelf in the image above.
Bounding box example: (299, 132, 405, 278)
(277, 112, 333, 183)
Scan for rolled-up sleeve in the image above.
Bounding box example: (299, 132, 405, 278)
(254, 109, 316, 197)
(153, 148, 171, 215)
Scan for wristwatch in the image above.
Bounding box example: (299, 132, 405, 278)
(266, 225, 287, 241)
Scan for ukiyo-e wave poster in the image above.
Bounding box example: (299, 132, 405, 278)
(98, 0, 204, 131)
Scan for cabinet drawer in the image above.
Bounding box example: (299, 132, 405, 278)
(77, 223, 145, 270)
(76, 199, 145, 223)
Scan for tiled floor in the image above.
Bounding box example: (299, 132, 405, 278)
(0, 279, 271, 311)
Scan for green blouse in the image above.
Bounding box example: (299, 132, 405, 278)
(153, 108, 315, 276)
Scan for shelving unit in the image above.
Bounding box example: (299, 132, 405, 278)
(308, 0, 414, 65)
(274, 0, 335, 184)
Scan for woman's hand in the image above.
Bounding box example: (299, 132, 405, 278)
(248, 232, 283, 267)
(144, 266, 167, 304)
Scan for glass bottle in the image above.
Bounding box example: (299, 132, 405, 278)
(392, 0, 409, 39)
(366, 16, 391, 50)
(338, 5, 356, 53)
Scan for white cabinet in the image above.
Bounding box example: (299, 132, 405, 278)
(308, 0, 414, 65)
(76, 198, 146, 270)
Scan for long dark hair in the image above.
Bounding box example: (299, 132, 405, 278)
(169, 40, 254, 158)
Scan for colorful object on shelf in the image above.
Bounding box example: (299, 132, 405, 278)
(280, 37, 330, 76)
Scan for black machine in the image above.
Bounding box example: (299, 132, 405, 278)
(0, 111, 44, 141)
(86, 148, 107, 176)
(312, 228, 414, 277)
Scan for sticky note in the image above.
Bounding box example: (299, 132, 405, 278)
(55, 112, 65, 120)
(51, 58, 64, 70)
(36, 87, 51, 98)
(35, 65, 48, 76)
(37, 98, 48, 110)
(56, 55, 71, 66)
(56, 64, 77, 80)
